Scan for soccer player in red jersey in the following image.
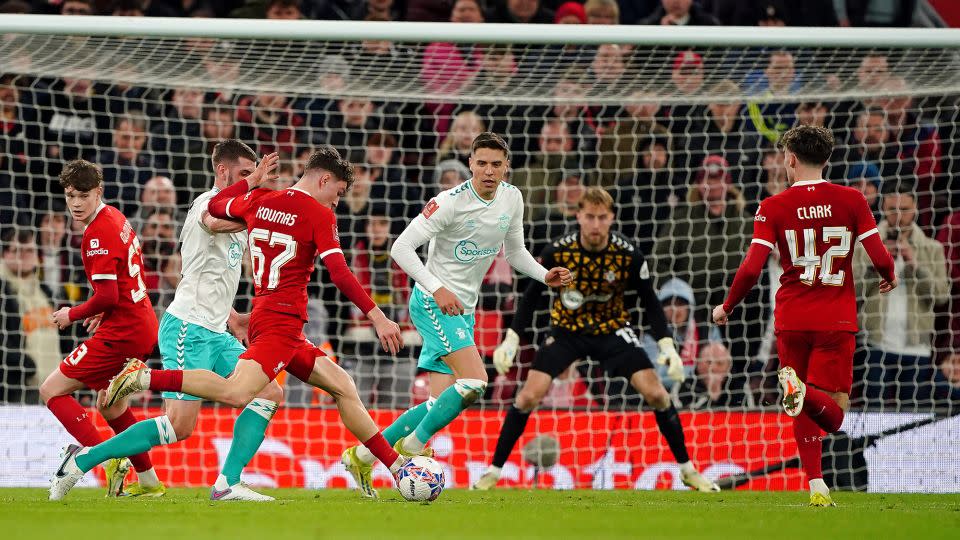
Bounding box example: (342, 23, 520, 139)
(40, 159, 163, 497)
(101, 146, 407, 481)
(712, 126, 897, 507)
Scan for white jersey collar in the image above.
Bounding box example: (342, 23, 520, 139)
(791, 179, 827, 187)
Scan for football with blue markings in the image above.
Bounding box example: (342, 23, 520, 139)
(396, 456, 445, 502)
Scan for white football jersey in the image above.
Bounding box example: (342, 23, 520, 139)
(394, 180, 544, 312)
(165, 189, 247, 332)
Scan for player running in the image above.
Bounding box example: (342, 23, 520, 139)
(712, 125, 896, 507)
(341, 132, 572, 498)
(472, 187, 720, 492)
(53, 146, 408, 499)
(41, 159, 162, 498)
(49, 141, 283, 501)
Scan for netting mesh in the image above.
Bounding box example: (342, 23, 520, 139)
(1, 28, 958, 492)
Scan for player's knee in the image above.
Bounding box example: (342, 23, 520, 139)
(168, 415, 195, 440)
(833, 392, 850, 413)
(515, 385, 546, 413)
(258, 381, 284, 405)
(38, 381, 58, 404)
(223, 390, 255, 409)
(453, 378, 487, 407)
(646, 389, 671, 410)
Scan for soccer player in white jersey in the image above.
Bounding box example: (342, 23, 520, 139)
(50, 140, 282, 501)
(341, 132, 573, 498)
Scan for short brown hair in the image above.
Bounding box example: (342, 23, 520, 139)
(305, 144, 354, 189)
(777, 125, 835, 166)
(211, 139, 257, 167)
(59, 159, 103, 192)
(471, 131, 510, 159)
(578, 186, 615, 211)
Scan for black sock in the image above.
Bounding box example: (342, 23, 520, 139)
(654, 404, 690, 464)
(491, 405, 531, 468)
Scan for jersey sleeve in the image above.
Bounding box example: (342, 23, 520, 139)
(313, 206, 343, 260)
(503, 192, 549, 283)
(390, 197, 455, 293)
(84, 226, 123, 281)
(751, 199, 778, 249)
(852, 190, 880, 242)
(629, 250, 670, 340)
(208, 182, 269, 223)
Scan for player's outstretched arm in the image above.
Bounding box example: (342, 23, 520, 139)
(715, 242, 772, 325)
(207, 152, 280, 220)
(200, 210, 246, 233)
(52, 278, 119, 330)
(630, 255, 684, 383)
(502, 214, 567, 286)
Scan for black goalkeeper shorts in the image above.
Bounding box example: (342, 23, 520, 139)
(531, 326, 654, 379)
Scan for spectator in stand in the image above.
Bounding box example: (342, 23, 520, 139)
(714, 0, 838, 26)
(98, 111, 168, 217)
(527, 174, 584, 257)
(874, 76, 944, 229)
(363, 130, 422, 221)
(129, 176, 183, 235)
(265, 0, 303, 19)
(554, 1, 587, 24)
(151, 86, 205, 197)
(317, 97, 379, 150)
(35, 76, 108, 170)
(528, 73, 598, 169)
(511, 119, 576, 222)
(432, 158, 471, 193)
(345, 206, 415, 408)
(487, 0, 555, 23)
(584, 0, 620, 24)
(59, 0, 94, 15)
(111, 0, 144, 16)
(665, 51, 708, 153)
(0, 228, 65, 400)
(742, 147, 789, 212)
(36, 204, 73, 306)
(614, 136, 675, 255)
(932, 351, 960, 403)
(236, 92, 305, 155)
(794, 101, 830, 128)
(745, 50, 802, 145)
(595, 90, 668, 188)
(834, 0, 916, 27)
(853, 188, 949, 407)
(833, 107, 899, 182)
(844, 161, 883, 222)
(639, 0, 720, 25)
(677, 341, 749, 409)
(0, 73, 34, 224)
(437, 110, 485, 168)
(690, 80, 763, 194)
(936, 211, 960, 355)
(338, 164, 374, 251)
(138, 209, 180, 316)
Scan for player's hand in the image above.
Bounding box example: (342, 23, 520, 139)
(246, 152, 280, 189)
(228, 310, 250, 345)
(83, 313, 103, 335)
(52, 307, 73, 330)
(712, 305, 729, 326)
(656, 337, 686, 384)
(544, 267, 572, 288)
(493, 329, 520, 375)
(433, 287, 464, 316)
(369, 310, 404, 354)
(879, 276, 898, 294)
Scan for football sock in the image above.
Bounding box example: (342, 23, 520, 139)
(106, 409, 154, 473)
(802, 387, 845, 433)
(653, 405, 690, 464)
(491, 405, 532, 468)
(221, 398, 277, 485)
(136, 467, 160, 488)
(75, 416, 176, 473)
(358, 398, 435, 465)
(809, 478, 830, 495)
(363, 432, 401, 472)
(405, 379, 486, 454)
(149, 369, 183, 393)
(794, 411, 824, 481)
(46, 395, 103, 447)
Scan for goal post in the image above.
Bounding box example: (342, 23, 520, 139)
(0, 15, 958, 492)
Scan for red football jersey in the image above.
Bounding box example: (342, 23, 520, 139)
(752, 179, 879, 332)
(80, 204, 157, 342)
(223, 187, 341, 320)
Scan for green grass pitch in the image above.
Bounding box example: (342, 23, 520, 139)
(1, 488, 958, 539)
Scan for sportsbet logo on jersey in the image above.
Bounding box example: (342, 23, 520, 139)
(454, 240, 498, 263)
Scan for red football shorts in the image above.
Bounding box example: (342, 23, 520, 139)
(240, 308, 326, 382)
(776, 330, 856, 394)
(59, 335, 157, 390)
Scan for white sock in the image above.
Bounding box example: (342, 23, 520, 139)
(388, 456, 406, 474)
(678, 461, 696, 475)
(401, 433, 427, 454)
(485, 465, 502, 477)
(809, 478, 829, 495)
(137, 467, 160, 488)
(355, 444, 376, 466)
(214, 474, 230, 490)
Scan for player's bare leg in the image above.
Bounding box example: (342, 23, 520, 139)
(106, 358, 268, 409)
(630, 368, 720, 492)
(396, 346, 487, 456)
(473, 369, 554, 490)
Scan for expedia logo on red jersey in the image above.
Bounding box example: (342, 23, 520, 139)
(86, 248, 110, 256)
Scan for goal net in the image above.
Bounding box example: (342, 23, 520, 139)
(1, 17, 958, 492)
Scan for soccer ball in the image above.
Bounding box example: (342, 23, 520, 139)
(521, 435, 560, 468)
(396, 456, 445, 502)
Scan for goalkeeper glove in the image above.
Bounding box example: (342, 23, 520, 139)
(493, 329, 520, 375)
(656, 337, 686, 384)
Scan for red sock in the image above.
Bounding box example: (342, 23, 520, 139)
(363, 432, 400, 468)
(803, 386, 845, 433)
(150, 369, 183, 393)
(794, 412, 824, 480)
(47, 395, 104, 447)
(105, 409, 154, 473)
